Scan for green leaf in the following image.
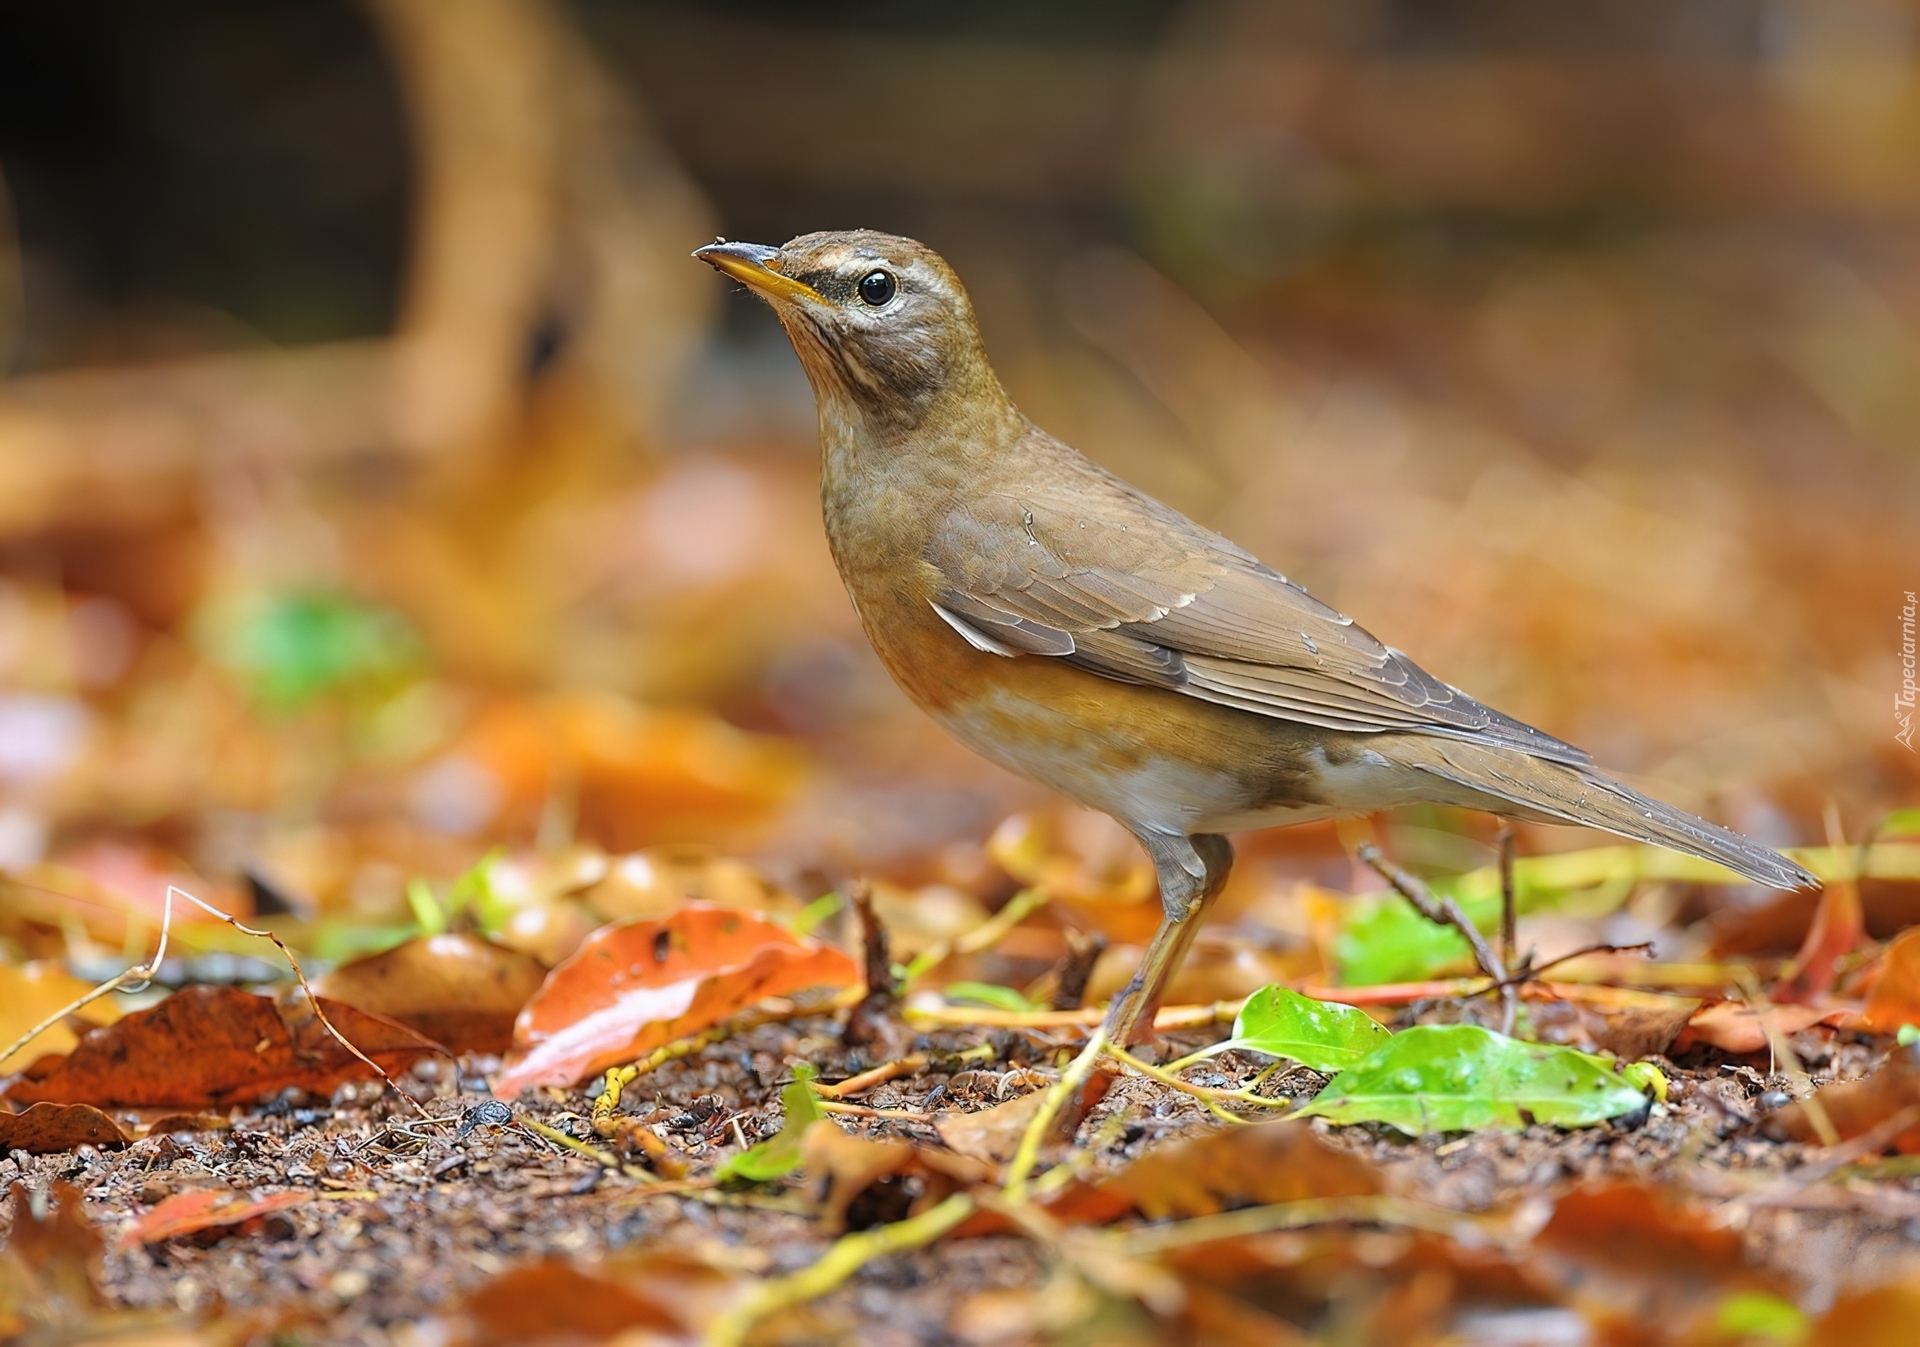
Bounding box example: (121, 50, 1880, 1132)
(716, 1063, 824, 1183)
(942, 981, 1039, 1014)
(1714, 1291, 1807, 1342)
(196, 590, 425, 711)
(790, 891, 842, 938)
(1297, 1024, 1655, 1135)
(1898, 1023, 1919, 1047)
(405, 878, 447, 936)
(1214, 985, 1392, 1072)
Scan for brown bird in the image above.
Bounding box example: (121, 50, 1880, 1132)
(695, 230, 1818, 1044)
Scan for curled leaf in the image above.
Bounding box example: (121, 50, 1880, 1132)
(494, 905, 859, 1096)
(1214, 985, 1391, 1072)
(315, 933, 548, 1054)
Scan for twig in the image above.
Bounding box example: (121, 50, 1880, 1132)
(842, 879, 893, 1047)
(590, 991, 858, 1137)
(1050, 929, 1107, 1012)
(1003, 1026, 1109, 1202)
(1493, 942, 1657, 990)
(904, 998, 1243, 1032)
(814, 1054, 928, 1100)
(1104, 1044, 1294, 1122)
(816, 1100, 933, 1121)
(1732, 969, 1838, 1147)
(703, 1192, 976, 1347)
(1357, 842, 1514, 1034)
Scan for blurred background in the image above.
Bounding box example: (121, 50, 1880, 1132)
(0, 0, 1915, 974)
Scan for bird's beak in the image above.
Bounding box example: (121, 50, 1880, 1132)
(693, 241, 825, 306)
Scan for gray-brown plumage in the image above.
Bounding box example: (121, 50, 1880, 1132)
(696, 229, 1818, 1043)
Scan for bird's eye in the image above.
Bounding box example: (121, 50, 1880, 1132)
(858, 270, 896, 307)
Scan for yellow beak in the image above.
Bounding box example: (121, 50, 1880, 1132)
(693, 241, 825, 306)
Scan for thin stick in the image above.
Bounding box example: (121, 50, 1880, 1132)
(703, 1192, 976, 1347)
(1357, 842, 1514, 1033)
(0, 889, 180, 1069)
(1003, 1026, 1108, 1202)
(1105, 1043, 1294, 1118)
(842, 879, 893, 1047)
(814, 1054, 928, 1100)
(904, 997, 1243, 1032)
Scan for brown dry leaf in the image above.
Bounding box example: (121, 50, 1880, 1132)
(987, 809, 1160, 942)
(1524, 986, 1700, 1059)
(0, 1181, 106, 1337)
(799, 1120, 994, 1234)
(451, 1250, 747, 1345)
(2, 985, 445, 1108)
(0, 1102, 129, 1154)
(1808, 1282, 1920, 1347)
(315, 933, 547, 1054)
(1770, 1042, 1920, 1152)
(935, 1088, 1049, 1166)
(0, 961, 123, 1074)
(1864, 927, 1920, 1034)
(493, 903, 859, 1096)
(1529, 1182, 1783, 1328)
(1673, 999, 1855, 1054)
(1103, 1120, 1385, 1220)
(118, 1188, 312, 1248)
(583, 846, 799, 924)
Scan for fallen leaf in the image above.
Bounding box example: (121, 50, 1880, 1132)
(1808, 1282, 1920, 1347)
(3, 985, 445, 1107)
(137, 1113, 232, 1138)
(1530, 1183, 1784, 1329)
(1522, 986, 1699, 1059)
(799, 1121, 993, 1234)
(583, 846, 799, 924)
(118, 1188, 312, 1248)
(494, 904, 859, 1096)
(1674, 999, 1855, 1054)
(1204, 985, 1392, 1073)
(9, 842, 246, 947)
(1769, 1042, 1920, 1152)
(453, 1257, 677, 1342)
(1298, 1025, 1654, 1134)
(0, 1181, 105, 1334)
(1777, 869, 1861, 1004)
(936, 1088, 1049, 1166)
(0, 1103, 129, 1154)
(1865, 927, 1920, 1034)
(987, 809, 1160, 942)
(1103, 1119, 1384, 1219)
(715, 1063, 824, 1183)
(0, 961, 124, 1074)
(316, 933, 547, 1054)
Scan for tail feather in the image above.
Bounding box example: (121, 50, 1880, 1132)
(1399, 739, 1819, 891)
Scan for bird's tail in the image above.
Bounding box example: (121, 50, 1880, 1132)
(1397, 737, 1819, 891)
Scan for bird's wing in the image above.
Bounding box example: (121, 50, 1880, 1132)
(925, 462, 1590, 767)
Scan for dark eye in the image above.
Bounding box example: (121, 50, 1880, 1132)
(858, 270, 896, 306)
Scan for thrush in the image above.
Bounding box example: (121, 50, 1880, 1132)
(695, 230, 1818, 1044)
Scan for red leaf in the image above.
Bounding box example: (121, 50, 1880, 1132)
(493, 904, 859, 1096)
(117, 1188, 311, 1248)
(2, 985, 444, 1108)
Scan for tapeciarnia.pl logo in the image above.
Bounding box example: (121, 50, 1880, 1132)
(1900, 589, 1917, 751)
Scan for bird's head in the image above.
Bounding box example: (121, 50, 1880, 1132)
(694, 230, 1007, 435)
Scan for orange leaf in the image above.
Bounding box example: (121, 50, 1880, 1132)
(492, 904, 859, 1096)
(1673, 999, 1856, 1055)
(1865, 927, 1920, 1034)
(118, 1188, 311, 1248)
(1777, 873, 1862, 1004)
(2, 985, 444, 1108)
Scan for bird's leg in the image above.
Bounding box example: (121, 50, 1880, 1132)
(1100, 833, 1234, 1047)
